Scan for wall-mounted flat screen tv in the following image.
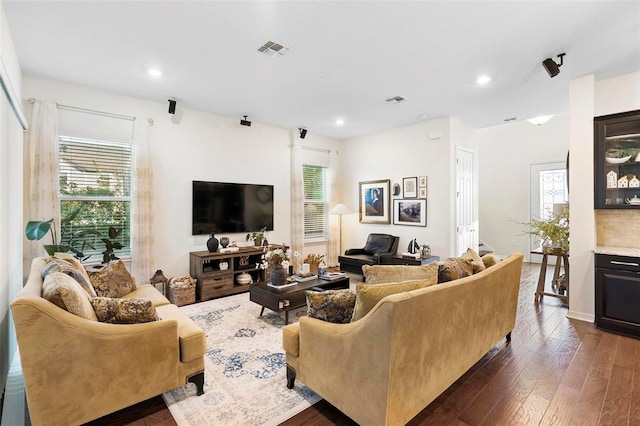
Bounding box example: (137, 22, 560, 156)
(192, 181, 274, 235)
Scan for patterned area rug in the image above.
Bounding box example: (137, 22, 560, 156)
(162, 293, 319, 425)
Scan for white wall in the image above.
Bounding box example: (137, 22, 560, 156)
(477, 115, 569, 258)
(568, 71, 640, 323)
(0, 0, 24, 406)
(340, 117, 461, 258)
(22, 75, 341, 279)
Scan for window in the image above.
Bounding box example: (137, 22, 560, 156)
(58, 136, 132, 260)
(303, 164, 329, 240)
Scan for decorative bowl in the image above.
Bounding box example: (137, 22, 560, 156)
(605, 155, 632, 164)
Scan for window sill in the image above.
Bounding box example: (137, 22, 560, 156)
(304, 238, 329, 244)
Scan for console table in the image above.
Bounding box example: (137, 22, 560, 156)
(190, 246, 273, 302)
(532, 248, 569, 306)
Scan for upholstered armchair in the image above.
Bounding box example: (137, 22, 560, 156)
(338, 233, 399, 275)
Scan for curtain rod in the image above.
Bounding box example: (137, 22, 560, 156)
(300, 145, 331, 153)
(28, 98, 136, 122)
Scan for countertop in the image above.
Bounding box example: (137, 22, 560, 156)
(594, 246, 640, 257)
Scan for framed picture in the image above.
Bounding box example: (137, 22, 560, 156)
(393, 199, 427, 227)
(419, 187, 427, 198)
(359, 179, 391, 224)
(419, 176, 427, 188)
(403, 177, 417, 198)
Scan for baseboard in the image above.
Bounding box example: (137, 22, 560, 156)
(1, 351, 26, 426)
(567, 310, 595, 323)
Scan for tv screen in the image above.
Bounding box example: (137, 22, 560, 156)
(192, 181, 274, 235)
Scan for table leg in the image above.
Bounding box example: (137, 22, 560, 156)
(535, 254, 549, 302)
(285, 309, 289, 325)
(260, 306, 265, 317)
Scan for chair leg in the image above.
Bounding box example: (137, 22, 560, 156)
(506, 332, 512, 343)
(188, 372, 205, 395)
(286, 365, 296, 389)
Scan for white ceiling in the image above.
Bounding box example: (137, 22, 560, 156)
(4, 1, 640, 140)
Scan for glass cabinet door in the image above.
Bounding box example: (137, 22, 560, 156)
(594, 110, 640, 209)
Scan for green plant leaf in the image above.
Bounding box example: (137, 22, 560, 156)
(25, 219, 54, 241)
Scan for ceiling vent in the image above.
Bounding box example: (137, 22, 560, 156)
(385, 96, 406, 104)
(257, 41, 291, 57)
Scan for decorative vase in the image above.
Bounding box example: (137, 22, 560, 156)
(270, 267, 288, 286)
(309, 262, 319, 273)
(255, 238, 263, 246)
(236, 272, 252, 285)
(206, 234, 219, 252)
(220, 237, 229, 248)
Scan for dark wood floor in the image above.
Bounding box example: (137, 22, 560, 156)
(85, 263, 640, 426)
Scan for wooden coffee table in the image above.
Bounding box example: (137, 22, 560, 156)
(249, 276, 350, 324)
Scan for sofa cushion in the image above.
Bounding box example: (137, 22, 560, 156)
(89, 260, 137, 298)
(123, 284, 171, 307)
(306, 289, 356, 324)
(363, 234, 395, 255)
(42, 258, 97, 297)
(460, 248, 486, 274)
(91, 297, 159, 324)
(42, 272, 98, 321)
(482, 253, 502, 268)
(155, 304, 207, 363)
(351, 278, 436, 322)
(362, 262, 438, 284)
(437, 257, 474, 283)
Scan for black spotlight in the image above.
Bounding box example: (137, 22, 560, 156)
(299, 128, 307, 139)
(168, 99, 176, 114)
(240, 115, 252, 127)
(542, 53, 566, 78)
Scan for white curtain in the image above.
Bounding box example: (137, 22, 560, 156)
(290, 138, 304, 272)
(24, 101, 59, 263)
(327, 150, 340, 266)
(131, 119, 155, 284)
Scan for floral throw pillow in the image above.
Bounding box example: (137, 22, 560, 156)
(437, 257, 474, 283)
(306, 289, 356, 324)
(91, 297, 159, 324)
(88, 260, 137, 298)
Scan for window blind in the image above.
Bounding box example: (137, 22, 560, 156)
(303, 165, 328, 239)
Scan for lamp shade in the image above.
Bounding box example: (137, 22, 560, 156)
(329, 203, 353, 216)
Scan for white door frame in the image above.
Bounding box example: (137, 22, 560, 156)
(456, 147, 476, 256)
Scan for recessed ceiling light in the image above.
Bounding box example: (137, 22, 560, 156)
(527, 115, 554, 126)
(476, 75, 491, 85)
(504, 117, 518, 122)
(385, 96, 406, 104)
(148, 69, 162, 78)
(335, 118, 345, 126)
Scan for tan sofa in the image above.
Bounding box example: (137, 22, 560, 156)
(11, 257, 207, 426)
(283, 253, 523, 426)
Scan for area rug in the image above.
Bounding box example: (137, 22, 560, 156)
(162, 293, 320, 425)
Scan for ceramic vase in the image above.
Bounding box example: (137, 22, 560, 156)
(207, 234, 219, 252)
(220, 237, 229, 248)
(270, 267, 288, 286)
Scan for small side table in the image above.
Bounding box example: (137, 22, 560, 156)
(532, 248, 569, 306)
(390, 255, 440, 266)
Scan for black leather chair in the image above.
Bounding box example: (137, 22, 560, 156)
(338, 233, 400, 276)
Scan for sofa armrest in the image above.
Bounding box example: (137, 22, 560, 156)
(344, 248, 365, 255)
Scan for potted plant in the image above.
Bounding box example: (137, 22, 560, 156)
(304, 253, 325, 272)
(25, 217, 100, 259)
(101, 226, 124, 264)
(246, 227, 267, 246)
(523, 205, 569, 253)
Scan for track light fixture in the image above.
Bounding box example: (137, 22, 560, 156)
(542, 53, 566, 78)
(168, 99, 176, 114)
(299, 128, 307, 139)
(240, 115, 252, 127)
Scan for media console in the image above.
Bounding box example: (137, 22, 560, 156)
(189, 246, 275, 301)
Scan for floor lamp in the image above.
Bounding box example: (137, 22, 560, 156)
(329, 203, 353, 258)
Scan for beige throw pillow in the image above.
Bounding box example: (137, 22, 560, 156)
(437, 258, 474, 283)
(42, 272, 98, 321)
(362, 262, 439, 284)
(460, 248, 486, 274)
(481, 253, 502, 268)
(351, 276, 437, 322)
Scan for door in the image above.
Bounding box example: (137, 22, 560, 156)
(456, 148, 476, 256)
(529, 162, 568, 262)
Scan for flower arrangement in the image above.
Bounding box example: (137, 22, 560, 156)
(522, 205, 569, 253)
(260, 247, 292, 270)
(304, 253, 325, 266)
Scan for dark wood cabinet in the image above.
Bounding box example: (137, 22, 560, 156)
(595, 253, 640, 338)
(594, 110, 640, 209)
(190, 246, 269, 301)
